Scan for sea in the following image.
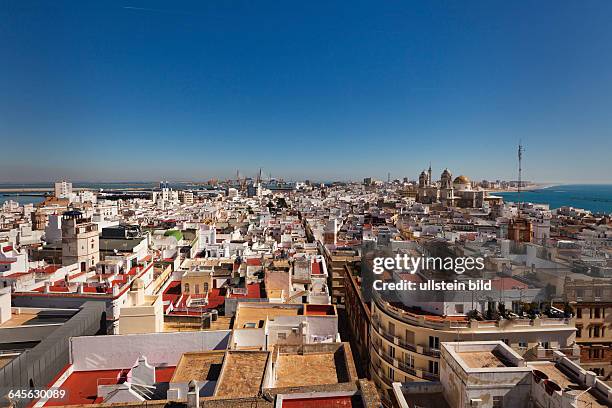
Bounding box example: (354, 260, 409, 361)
(0, 182, 164, 206)
(496, 184, 612, 215)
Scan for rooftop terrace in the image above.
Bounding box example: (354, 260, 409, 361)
(214, 351, 269, 398)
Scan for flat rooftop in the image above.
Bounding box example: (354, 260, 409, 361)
(234, 304, 300, 329)
(164, 316, 232, 332)
(283, 395, 364, 408)
(0, 353, 18, 369)
(0, 311, 72, 328)
(457, 351, 509, 369)
(274, 353, 343, 388)
(214, 351, 269, 398)
(527, 362, 607, 408)
(44, 366, 176, 406)
(400, 392, 450, 408)
(234, 303, 336, 329)
(171, 351, 224, 383)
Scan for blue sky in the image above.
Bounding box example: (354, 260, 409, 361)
(1, 1, 611, 183)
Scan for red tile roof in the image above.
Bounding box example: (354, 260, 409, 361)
(154, 366, 176, 383)
(44, 369, 123, 406)
(227, 283, 261, 299)
(4, 272, 30, 278)
(282, 396, 355, 408)
(491, 277, 529, 290)
(205, 288, 226, 309)
(246, 258, 262, 266)
(44, 367, 175, 407)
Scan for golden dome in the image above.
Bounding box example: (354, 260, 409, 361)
(453, 175, 470, 184)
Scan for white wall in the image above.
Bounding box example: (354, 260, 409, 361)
(0, 288, 11, 324)
(69, 330, 231, 370)
(232, 329, 266, 349)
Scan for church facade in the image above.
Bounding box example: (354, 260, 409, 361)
(416, 166, 486, 208)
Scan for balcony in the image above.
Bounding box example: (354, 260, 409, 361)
(373, 291, 575, 333)
(422, 370, 439, 381)
(397, 360, 417, 376)
(534, 345, 581, 361)
(422, 345, 440, 357)
(372, 321, 417, 352)
(371, 343, 424, 379)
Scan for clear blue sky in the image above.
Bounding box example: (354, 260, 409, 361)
(1, 1, 611, 183)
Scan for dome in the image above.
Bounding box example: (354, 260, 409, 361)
(441, 169, 452, 177)
(453, 175, 470, 184)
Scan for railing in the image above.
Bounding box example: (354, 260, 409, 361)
(422, 346, 440, 357)
(372, 321, 417, 352)
(372, 343, 419, 378)
(373, 290, 574, 332)
(397, 360, 417, 376)
(422, 370, 439, 381)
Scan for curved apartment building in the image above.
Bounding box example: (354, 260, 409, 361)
(369, 290, 579, 404)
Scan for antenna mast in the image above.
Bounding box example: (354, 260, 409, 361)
(518, 142, 523, 215)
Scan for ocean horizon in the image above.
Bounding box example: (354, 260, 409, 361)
(496, 184, 612, 214)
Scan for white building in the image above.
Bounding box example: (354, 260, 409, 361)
(54, 180, 73, 199)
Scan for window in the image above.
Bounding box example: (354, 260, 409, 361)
(405, 354, 414, 368)
(455, 304, 464, 314)
(518, 341, 528, 349)
(277, 332, 286, 340)
(429, 336, 440, 350)
(576, 326, 582, 338)
(405, 329, 415, 345)
(203, 282, 209, 292)
(195, 284, 200, 294)
(502, 339, 509, 345)
(388, 367, 395, 381)
(594, 308, 601, 318)
(493, 396, 503, 408)
(576, 289, 584, 299)
(184, 283, 190, 293)
(389, 346, 395, 359)
(388, 322, 395, 337)
(576, 308, 582, 318)
(594, 325, 601, 338)
(429, 360, 439, 375)
(594, 288, 602, 299)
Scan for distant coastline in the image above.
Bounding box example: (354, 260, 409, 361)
(487, 183, 558, 193)
(495, 184, 612, 214)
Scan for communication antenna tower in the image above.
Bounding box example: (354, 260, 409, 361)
(518, 142, 524, 216)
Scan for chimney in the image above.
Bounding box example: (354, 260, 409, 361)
(187, 380, 199, 408)
(585, 371, 597, 387)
